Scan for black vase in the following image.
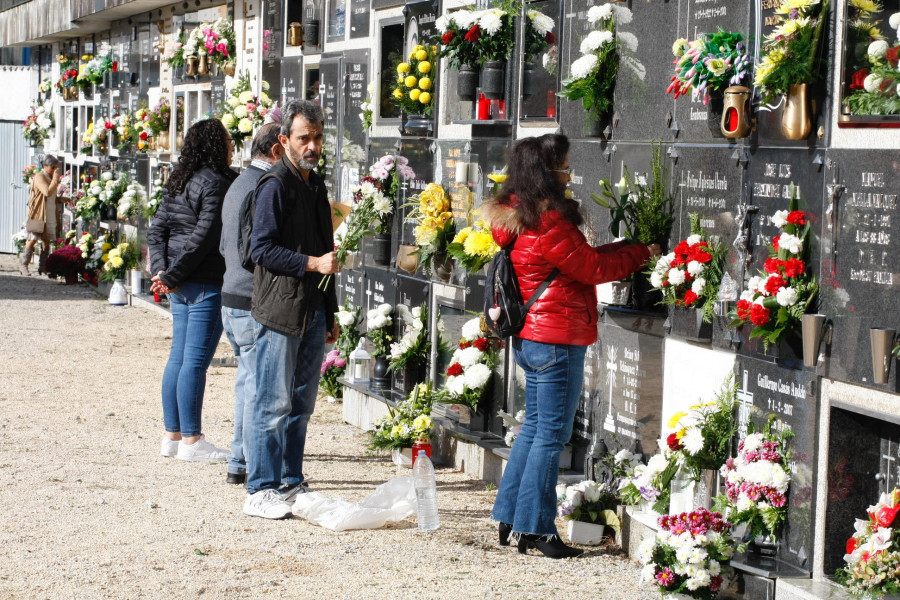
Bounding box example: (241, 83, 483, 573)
(370, 355, 391, 392)
(100, 203, 117, 221)
(521, 61, 536, 100)
(706, 91, 725, 138)
(631, 271, 664, 312)
(431, 252, 452, 282)
(372, 233, 391, 266)
(585, 112, 612, 139)
(457, 64, 478, 101)
(481, 60, 505, 100)
(396, 361, 427, 394)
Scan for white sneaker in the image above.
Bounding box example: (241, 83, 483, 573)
(175, 435, 228, 462)
(243, 489, 294, 520)
(160, 437, 179, 458)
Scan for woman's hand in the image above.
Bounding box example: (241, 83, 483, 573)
(150, 271, 178, 294)
(647, 243, 662, 258)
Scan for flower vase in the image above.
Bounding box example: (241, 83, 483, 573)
(222, 61, 236, 77)
(185, 56, 198, 77)
(372, 233, 391, 266)
(781, 83, 811, 140)
(481, 60, 505, 100)
(397, 244, 419, 274)
(631, 271, 664, 312)
(403, 113, 432, 136)
(565, 520, 608, 546)
(370, 355, 391, 392)
(197, 54, 210, 75)
(596, 280, 632, 306)
(431, 252, 453, 282)
(108, 279, 128, 306)
(96, 142, 108, 155)
(457, 64, 478, 101)
(64, 272, 78, 285)
(750, 534, 779, 558)
(397, 361, 427, 394)
(521, 61, 536, 100)
(391, 447, 413, 468)
(706, 90, 725, 138)
(722, 85, 752, 138)
(157, 131, 170, 151)
(585, 113, 611, 139)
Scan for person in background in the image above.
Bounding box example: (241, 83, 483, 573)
(241, 99, 339, 519)
(219, 123, 284, 485)
(147, 119, 238, 463)
(21, 155, 61, 276)
(482, 133, 659, 559)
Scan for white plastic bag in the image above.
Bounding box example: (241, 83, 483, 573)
(291, 476, 417, 531)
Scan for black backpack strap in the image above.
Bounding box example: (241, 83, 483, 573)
(523, 268, 560, 312)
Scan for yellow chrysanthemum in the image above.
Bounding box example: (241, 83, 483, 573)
(453, 228, 472, 245)
(415, 49, 428, 61)
(667, 411, 687, 429)
(110, 256, 124, 268)
(463, 230, 499, 258)
(393, 88, 403, 99)
(417, 61, 432, 74)
(409, 89, 421, 101)
(404, 75, 418, 88)
(412, 414, 432, 432)
(775, 0, 818, 14)
(101, 253, 109, 263)
(418, 77, 432, 90)
(414, 44, 424, 52)
(419, 92, 432, 104)
(108, 248, 121, 258)
(101, 243, 112, 252)
(118, 242, 129, 252)
(487, 173, 508, 184)
(397, 62, 410, 73)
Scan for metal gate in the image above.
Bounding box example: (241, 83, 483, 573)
(0, 120, 31, 254)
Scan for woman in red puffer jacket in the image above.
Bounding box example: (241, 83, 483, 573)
(483, 133, 658, 559)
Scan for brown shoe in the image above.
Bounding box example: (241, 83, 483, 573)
(19, 249, 33, 276)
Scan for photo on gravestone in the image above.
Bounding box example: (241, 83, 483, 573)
(349, 0, 370, 38)
(732, 357, 817, 573)
(519, 0, 561, 121)
(822, 407, 891, 575)
(328, 0, 347, 41)
(736, 148, 824, 364)
(672, 0, 752, 141)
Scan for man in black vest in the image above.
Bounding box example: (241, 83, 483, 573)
(243, 100, 340, 519)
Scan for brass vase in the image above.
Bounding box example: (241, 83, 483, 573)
(781, 83, 811, 140)
(97, 141, 108, 154)
(185, 56, 198, 76)
(288, 22, 303, 46)
(222, 61, 235, 77)
(721, 86, 752, 138)
(157, 131, 170, 151)
(197, 54, 209, 75)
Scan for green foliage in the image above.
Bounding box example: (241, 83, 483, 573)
(557, 15, 618, 121)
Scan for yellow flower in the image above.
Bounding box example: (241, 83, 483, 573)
(397, 62, 411, 73)
(393, 88, 403, 99)
(390, 425, 403, 439)
(688, 401, 717, 410)
(118, 242, 129, 252)
(414, 44, 424, 52)
(108, 248, 121, 258)
(419, 92, 431, 104)
(412, 414, 432, 432)
(775, 0, 817, 13)
(417, 61, 432, 74)
(667, 411, 687, 429)
(487, 173, 508, 184)
(110, 256, 124, 268)
(418, 77, 432, 90)
(101, 243, 112, 251)
(404, 75, 418, 88)
(415, 49, 428, 61)
(409, 89, 421, 101)
(453, 228, 472, 245)
(463, 230, 499, 258)
(397, 75, 405, 84)
(850, 0, 880, 12)
(101, 253, 109, 263)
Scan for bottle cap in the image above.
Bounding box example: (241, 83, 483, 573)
(417, 450, 426, 456)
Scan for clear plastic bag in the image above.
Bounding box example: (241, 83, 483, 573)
(291, 476, 417, 531)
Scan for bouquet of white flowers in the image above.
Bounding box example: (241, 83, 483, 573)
(366, 303, 394, 357)
(440, 317, 498, 411)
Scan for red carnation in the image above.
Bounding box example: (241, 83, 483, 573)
(850, 68, 869, 90)
(459, 340, 472, 349)
(765, 275, 787, 296)
(736, 299, 752, 321)
(441, 31, 455, 44)
(683, 290, 698, 305)
(783, 258, 805, 278)
(667, 432, 683, 451)
(139, 131, 148, 140)
(446, 363, 464, 377)
(545, 32, 556, 44)
(764, 258, 783, 274)
(465, 25, 481, 43)
(786, 210, 806, 225)
(673, 240, 690, 256)
(887, 46, 900, 68)
(847, 537, 860, 555)
(473, 337, 490, 351)
(749, 304, 770, 326)
(773, 235, 780, 251)
(689, 246, 712, 263)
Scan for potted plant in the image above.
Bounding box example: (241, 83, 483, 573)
(837, 488, 900, 597)
(754, 0, 830, 139)
(558, 3, 643, 137)
(45, 244, 85, 285)
(618, 450, 679, 515)
(369, 382, 435, 467)
(445, 213, 500, 276)
(366, 303, 394, 392)
(388, 305, 430, 394)
(638, 508, 735, 598)
(667, 30, 751, 137)
(556, 480, 621, 545)
(391, 45, 436, 134)
(319, 349, 347, 403)
(437, 317, 499, 431)
(405, 183, 455, 279)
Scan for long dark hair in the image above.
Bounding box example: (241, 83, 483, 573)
(166, 119, 232, 196)
(496, 133, 582, 229)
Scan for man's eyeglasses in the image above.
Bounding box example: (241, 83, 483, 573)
(553, 168, 573, 176)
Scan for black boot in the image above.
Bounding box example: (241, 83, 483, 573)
(498, 522, 512, 547)
(517, 534, 583, 559)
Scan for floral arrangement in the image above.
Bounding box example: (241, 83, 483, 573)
(618, 450, 678, 513)
(39, 77, 53, 96)
(434, 10, 483, 69)
(836, 488, 900, 597)
(523, 9, 556, 62)
(665, 376, 737, 482)
(132, 105, 154, 152)
(369, 382, 435, 451)
(57, 170, 73, 202)
(81, 118, 114, 153)
(76, 44, 114, 87)
(639, 508, 734, 599)
(164, 29, 187, 69)
(44, 244, 85, 279)
(648, 214, 728, 322)
(319, 349, 347, 402)
(74, 171, 130, 219)
(76, 232, 94, 260)
(754, 0, 830, 101)
(369, 154, 415, 230)
(146, 99, 171, 137)
(405, 183, 455, 277)
(84, 233, 114, 272)
(497, 409, 525, 446)
(12, 229, 27, 255)
(111, 110, 134, 151)
(729, 184, 818, 349)
(100, 239, 141, 282)
(556, 479, 619, 525)
(392, 45, 436, 116)
(22, 165, 40, 185)
(335, 300, 365, 359)
(220, 73, 275, 149)
(360, 83, 375, 131)
(667, 30, 750, 103)
(844, 3, 900, 115)
(446, 215, 500, 273)
(366, 303, 394, 357)
(441, 317, 498, 411)
(56, 55, 79, 90)
(23, 101, 54, 146)
(714, 415, 794, 548)
(434, 7, 515, 67)
(388, 305, 430, 373)
(184, 18, 235, 66)
(558, 3, 643, 127)
(117, 180, 148, 219)
(145, 182, 164, 218)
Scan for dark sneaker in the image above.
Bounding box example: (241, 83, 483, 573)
(226, 472, 246, 485)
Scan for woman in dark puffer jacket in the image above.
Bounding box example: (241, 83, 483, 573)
(148, 119, 237, 463)
(482, 134, 659, 558)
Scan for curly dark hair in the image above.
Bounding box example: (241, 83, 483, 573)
(496, 133, 582, 229)
(166, 119, 232, 196)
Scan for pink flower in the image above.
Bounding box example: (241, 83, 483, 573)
(246, 103, 256, 112)
(216, 41, 228, 55)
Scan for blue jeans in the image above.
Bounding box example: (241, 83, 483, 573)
(246, 308, 326, 494)
(162, 282, 224, 437)
(222, 306, 261, 476)
(492, 338, 587, 536)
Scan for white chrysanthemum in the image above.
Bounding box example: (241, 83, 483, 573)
(691, 278, 705, 295)
(687, 260, 704, 276)
(612, 4, 633, 24)
(461, 317, 483, 341)
(747, 275, 764, 294)
(640, 564, 656, 583)
(239, 90, 255, 104)
(667, 267, 686, 286)
(646, 453, 669, 476)
(682, 427, 705, 455)
(337, 311, 356, 327)
(587, 4, 613, 23)
(650, 271, 664, 288)
(864, 73, 883, 93)
(238, 118, 253, 133)
(570, 54, 600, 79)
(580, 30, 614, 54)
(686, 234, 702, 246)
(776, 286, 799, 306)
(676, 545, 692, 564)
(464, 363, 492, 389)
(457, 346, 484, 368)
(566, 486, 583, 507)
(779, 232, 803, 254)
(869, 39, 889, 58)
(638, 538, 656, 565)
(101, 171, 114, 181)
(772, 209, 789, 228)
(233, 105, 249, 119)
(890, 11, 900, 29)
(614, 449, 635, 464)
(453, 9, 475, 28)
(527, 10, 554, 35)
(743, 432, 763, 452)
(447, 375, 466, 396)
(771, 464, 790, 492)
(435, 15, 450, 33)
(689, 547, 708, 565)
(373, 195, 391, 215)
(479, 11, 503, 35)
(378, 303, 393, 316)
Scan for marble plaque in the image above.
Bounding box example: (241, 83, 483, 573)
(319, 57, 342, 198)
(337, 267, 366, 308)
(349, 0, 370, 38)
(280, 56, 303, 105)
(363, 265, 398, 317)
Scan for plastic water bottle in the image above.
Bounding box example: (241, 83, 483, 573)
(413, 451, 440, 531)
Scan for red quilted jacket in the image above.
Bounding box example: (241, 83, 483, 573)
(481, 196, 650, 346)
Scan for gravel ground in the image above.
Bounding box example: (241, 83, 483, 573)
(0, 254, 659, 600)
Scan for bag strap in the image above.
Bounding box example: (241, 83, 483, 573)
(523, 268, 560, 312)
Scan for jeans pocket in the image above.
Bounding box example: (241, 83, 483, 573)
(520, 340, 557, 372)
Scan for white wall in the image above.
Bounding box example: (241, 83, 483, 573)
(0, 66, 39, 122)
